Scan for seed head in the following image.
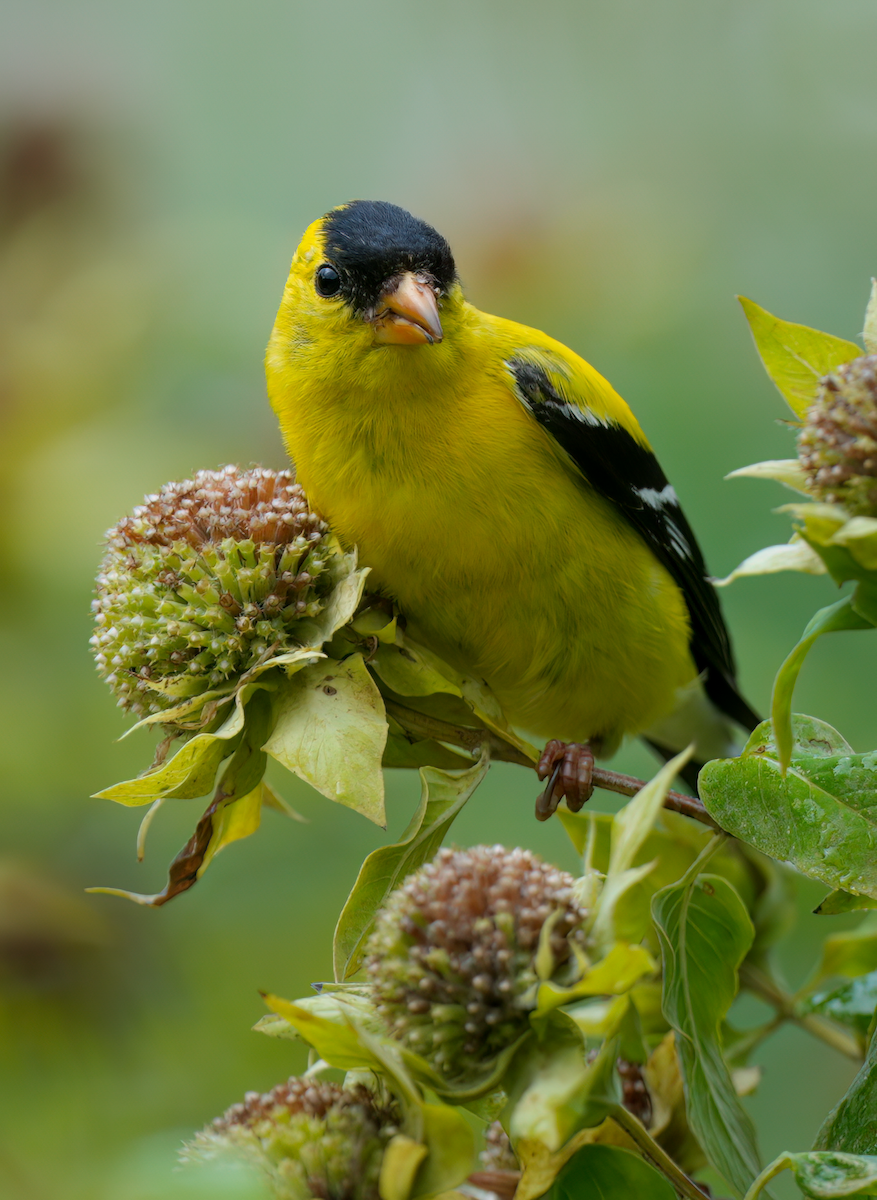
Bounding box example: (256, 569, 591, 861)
(798, 357, 877, 514)
(183, 1076, 399, 1200)
(366, 845, 586, 1083)
(91, 466, 331, 718)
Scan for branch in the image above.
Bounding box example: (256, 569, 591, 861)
(384, 700, 720, 830)
(739, 962, 862, 1061)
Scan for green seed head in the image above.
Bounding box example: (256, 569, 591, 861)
(183, 1076, 399, 1200)
(798, 356, 877, 514)
(91, 466, 331, 718)
(366, 845, 586, 1083)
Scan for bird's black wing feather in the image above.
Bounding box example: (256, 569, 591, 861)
(508, 358, 759, 732)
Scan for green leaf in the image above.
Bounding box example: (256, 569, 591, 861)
(739, 296, 861, 418)
(829, 517, 877, 574)
(652, 863, 762, 1197)
(791, 1152, 877, 1197)
(382, 731, 473, 770)
(393, 635, 540, 763)
(404, 1032, 531, 1107)
(93, 697, 247, 805)
(534, 945, 656, 1017)
(609, 750, 694, 879)
(88, 689, 273, 906)
(300, 548, 370, 644)
(379, 1136, 428, 1200)
(746, 1151, 877, 1199)
(264, 991, 475, 1198)
(505, 1022, 618, 1155)
(799, 971, 877, 1040)
(864, 279, 877, 356)
(590, 749, 693, 949)
(120, 684, 236, 737)
(261, 993, 384, 1072)
(349, 605, 398, 642)
(547, 1144, 677, 1200)
(195, 782, 263, 877)
(409, 1104, 475, 1200)
(810, 916, 877, 986)
(771, 598, 874, 772)
(332, 751, 489, 982)
(264, 653, 388, 827)
(816, 891, 877, 917)
(816, 1028, 877, 1155)
(700, 717, 877, 901)
(726, 458, 811, 494)
(370, 642, 464, 698)
(558, 807, 751, 948)
(714, 540, 827, 587)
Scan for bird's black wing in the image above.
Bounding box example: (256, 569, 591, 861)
(508, 357, 759, 732)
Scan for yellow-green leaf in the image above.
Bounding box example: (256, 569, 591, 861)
(726, 459, 811, 494)
(370, 643, 464, 698)
(264, 654, 388, 826)
(506, 1030, 617, 1155)
(379, 1136, 428, 1200)
(260, 993, 380, 1071)
(739, 296, 860, 418)
(864, 279, 877, 356)
(535, 944, 656, 1017)
(333, 752, 488, 982)
(410, 1105, 475, 1200)
(589, 749, 693, 949)
(94, 697, 246, 805)
(714, 540, 827, 587)
(771, 599, 874, 771)
(196, 780, 263, 876)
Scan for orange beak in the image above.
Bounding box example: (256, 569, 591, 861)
(371, 273, 443, 345)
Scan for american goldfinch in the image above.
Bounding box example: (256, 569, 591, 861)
(266, 201, 757, 815)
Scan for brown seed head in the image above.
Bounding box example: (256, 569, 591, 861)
(798, 356, 877, 514)
(91, 466, 332, 718)
(366, 845, 586, 1083)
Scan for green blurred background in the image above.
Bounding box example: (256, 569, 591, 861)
(2, 2, 877, 1196)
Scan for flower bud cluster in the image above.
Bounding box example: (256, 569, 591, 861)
(799, 356, 877, 515)
(185, 1075, 399, 1200)
(91, 466, 330, 717)
(366, 845, 586, 1083)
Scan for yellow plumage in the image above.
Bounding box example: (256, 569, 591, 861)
(266, 202, 750, 767)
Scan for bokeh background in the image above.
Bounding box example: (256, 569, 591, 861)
(2, 2, 877, 1197)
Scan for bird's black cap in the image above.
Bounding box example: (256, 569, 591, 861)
(321, 201, 456, 312)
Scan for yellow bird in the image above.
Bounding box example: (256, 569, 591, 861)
(266, 201, 757, 815)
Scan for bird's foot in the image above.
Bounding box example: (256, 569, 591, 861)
(535, 739, 595, 821)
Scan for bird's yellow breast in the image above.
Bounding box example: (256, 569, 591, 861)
(267, 301, 695, 753)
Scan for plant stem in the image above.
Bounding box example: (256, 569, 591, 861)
(384, 700, 720, 829)
(608, 1104, 712, 1200)
(739, 963, 862, 1061)
(742, 1153, 793, 1200)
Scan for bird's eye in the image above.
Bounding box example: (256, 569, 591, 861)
(315, 265, 341, 297)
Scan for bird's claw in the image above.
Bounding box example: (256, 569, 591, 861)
(535, 739, 595, 821)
